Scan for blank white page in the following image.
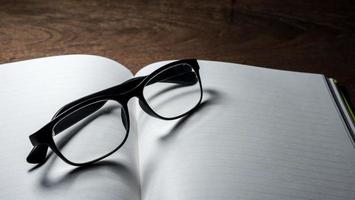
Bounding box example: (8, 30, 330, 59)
(0, 55, 140, 200)
(136, 60, 355, 200)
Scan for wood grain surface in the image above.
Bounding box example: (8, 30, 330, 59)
(0, 0, 354, 101)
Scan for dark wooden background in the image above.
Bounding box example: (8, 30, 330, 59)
(1, 0, 354, 101)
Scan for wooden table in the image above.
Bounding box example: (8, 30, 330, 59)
(0, 0, 354, 102)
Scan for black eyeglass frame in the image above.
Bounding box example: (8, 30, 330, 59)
(26, 59, 203, 166)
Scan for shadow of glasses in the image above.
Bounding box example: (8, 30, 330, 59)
(140, 88, 222, 196)
(39, 160, 138, 190)
(159, 88, 222, 141)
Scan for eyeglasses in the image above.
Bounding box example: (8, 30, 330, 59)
(26, 59, 203, 166)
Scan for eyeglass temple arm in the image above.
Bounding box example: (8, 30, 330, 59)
(52, 65, 197, 121)
(26, 144, 50, 164)
(50, 68, 197, 128)
(147, 64, 198, 86)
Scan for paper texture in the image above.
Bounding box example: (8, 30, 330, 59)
(0, 55, 140, 200)
(1, 55, 354, 200)
(136, 60, 355, 200)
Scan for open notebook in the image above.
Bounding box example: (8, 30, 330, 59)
(0, 55, 354, 200)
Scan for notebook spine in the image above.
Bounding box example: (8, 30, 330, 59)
(326, 78, 355, 145)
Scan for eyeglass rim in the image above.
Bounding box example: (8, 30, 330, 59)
(139, 62, 203, 120)
(50, 99, 131, 166)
